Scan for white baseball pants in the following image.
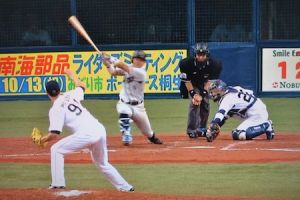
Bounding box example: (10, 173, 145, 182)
(50, 124, 132, 191)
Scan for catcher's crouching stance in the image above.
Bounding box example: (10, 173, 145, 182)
(205, 79, 275, 142)
(31, 69, 134, 192)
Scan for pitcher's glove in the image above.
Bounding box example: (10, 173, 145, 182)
(206, 123, 220, 142)
(31, 128, 47, 147)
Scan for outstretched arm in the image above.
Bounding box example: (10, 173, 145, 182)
(65, 69, 86, 90)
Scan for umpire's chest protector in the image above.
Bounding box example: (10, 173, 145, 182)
(189, 61, 211, 88)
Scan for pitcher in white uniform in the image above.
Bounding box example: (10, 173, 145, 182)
(102, 50, 163, 146)
(205, 79, 275, 142)
(40, 69, 133, 191)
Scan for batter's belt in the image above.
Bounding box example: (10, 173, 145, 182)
(121, 99, 143, 105)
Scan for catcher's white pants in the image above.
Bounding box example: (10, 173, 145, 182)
(50, 123, 132, 191)
(116, 101, 154, 137)
(236, 99, 269, 130)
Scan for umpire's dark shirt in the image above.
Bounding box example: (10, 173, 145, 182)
(179, 57, 222, 96)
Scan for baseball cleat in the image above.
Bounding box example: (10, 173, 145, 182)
(187, 132, 198, 139)
(266, 120, 275, 140)
(122, 134, 133, 146)
(119, 187, 135, 192)
(48, 185, 65, 189)
(148, 134, 163, 144)
(196, 127, 207, 137)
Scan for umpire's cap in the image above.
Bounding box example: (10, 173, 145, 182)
(46, 80, 60, 97)
(194, 42, 210, 56)
(132, 50, 146, 61)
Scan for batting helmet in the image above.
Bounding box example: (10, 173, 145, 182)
(46, 80, 60, 97)
(194, 42, 210, 56)
(132, 50, 146, 62)
(208, 79, 227, 102)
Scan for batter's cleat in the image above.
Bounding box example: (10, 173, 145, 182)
(266, 120, 275, 140)
(48, 185, 65, 189)
(119, 187, 135, 192)
(148, 134, 163, 144)
(206, 130, 219, 142)
(122, 134, 133, 146)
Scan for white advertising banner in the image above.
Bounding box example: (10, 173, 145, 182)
(262, 48, 300, 92)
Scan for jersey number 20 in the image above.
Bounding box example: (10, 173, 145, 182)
(237, 90, 252, 103)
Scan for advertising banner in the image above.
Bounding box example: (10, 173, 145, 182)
(262, 48, 300, 92)
(0, 50, 186, 96)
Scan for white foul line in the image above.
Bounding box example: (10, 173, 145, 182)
(221, 141, 253, 151)
(183, 146, 216, 149)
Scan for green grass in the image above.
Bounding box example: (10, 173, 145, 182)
(0, 163, 300, 199)
(0, 98, 300, 199)
(0, 98, 299, 137)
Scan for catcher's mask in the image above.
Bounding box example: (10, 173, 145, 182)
(194, 42, 210, 57)
(208, 79, 227, 102)
(46, 80, 60, 97)
(131, 50, 146, 62)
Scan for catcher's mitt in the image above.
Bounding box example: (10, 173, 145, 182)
(31, 128, 47, 147)
(206, 123, 220, 142)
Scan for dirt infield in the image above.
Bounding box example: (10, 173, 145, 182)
(1, 133, 299, 200)
(0, 188, 263, 200)
(1, 134, 300, 164)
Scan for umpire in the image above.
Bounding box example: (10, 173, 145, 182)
(179, 42, 222, 138)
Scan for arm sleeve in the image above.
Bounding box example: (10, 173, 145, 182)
(211, 99, 233, 126)
(48, 106, 64, 133)
(179, 60, 191, 81)
(73, 87, 84, 101)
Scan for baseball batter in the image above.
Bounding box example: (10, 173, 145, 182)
(102, 50, 163, 145)
(205, 79, 275, 142)
(40, 69, 134, 191)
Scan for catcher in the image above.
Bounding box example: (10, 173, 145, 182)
(205, 79, 275, 142)
(31, 69, 134, 192)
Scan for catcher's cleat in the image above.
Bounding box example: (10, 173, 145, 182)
(48, 185, 65, 189)
(266, 120, 275, 140)
(122, 134, 133, 146)
(148, 134, 163, 144)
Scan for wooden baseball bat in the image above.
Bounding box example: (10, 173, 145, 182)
(68, 15, 102, 54)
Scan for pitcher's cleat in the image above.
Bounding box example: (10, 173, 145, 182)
(48, 185, 65, 189)
(119, 187, 135, 192)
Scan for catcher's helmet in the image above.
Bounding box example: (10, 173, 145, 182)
(132, 50, 146, 62)
(194, 42, 210, 56)
(46, 80, 60, 97)
(208, 79, 227, 102)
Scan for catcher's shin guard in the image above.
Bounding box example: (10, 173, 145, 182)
(233, 122, 270, 140)
(119, 114, 132, 145)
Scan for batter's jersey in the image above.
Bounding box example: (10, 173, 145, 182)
(117, 64, 146, 103)
(48, 87, 100, 134)
(212, 86, 260, 124)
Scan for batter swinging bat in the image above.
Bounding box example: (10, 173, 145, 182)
(68, 15, 102, 54)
